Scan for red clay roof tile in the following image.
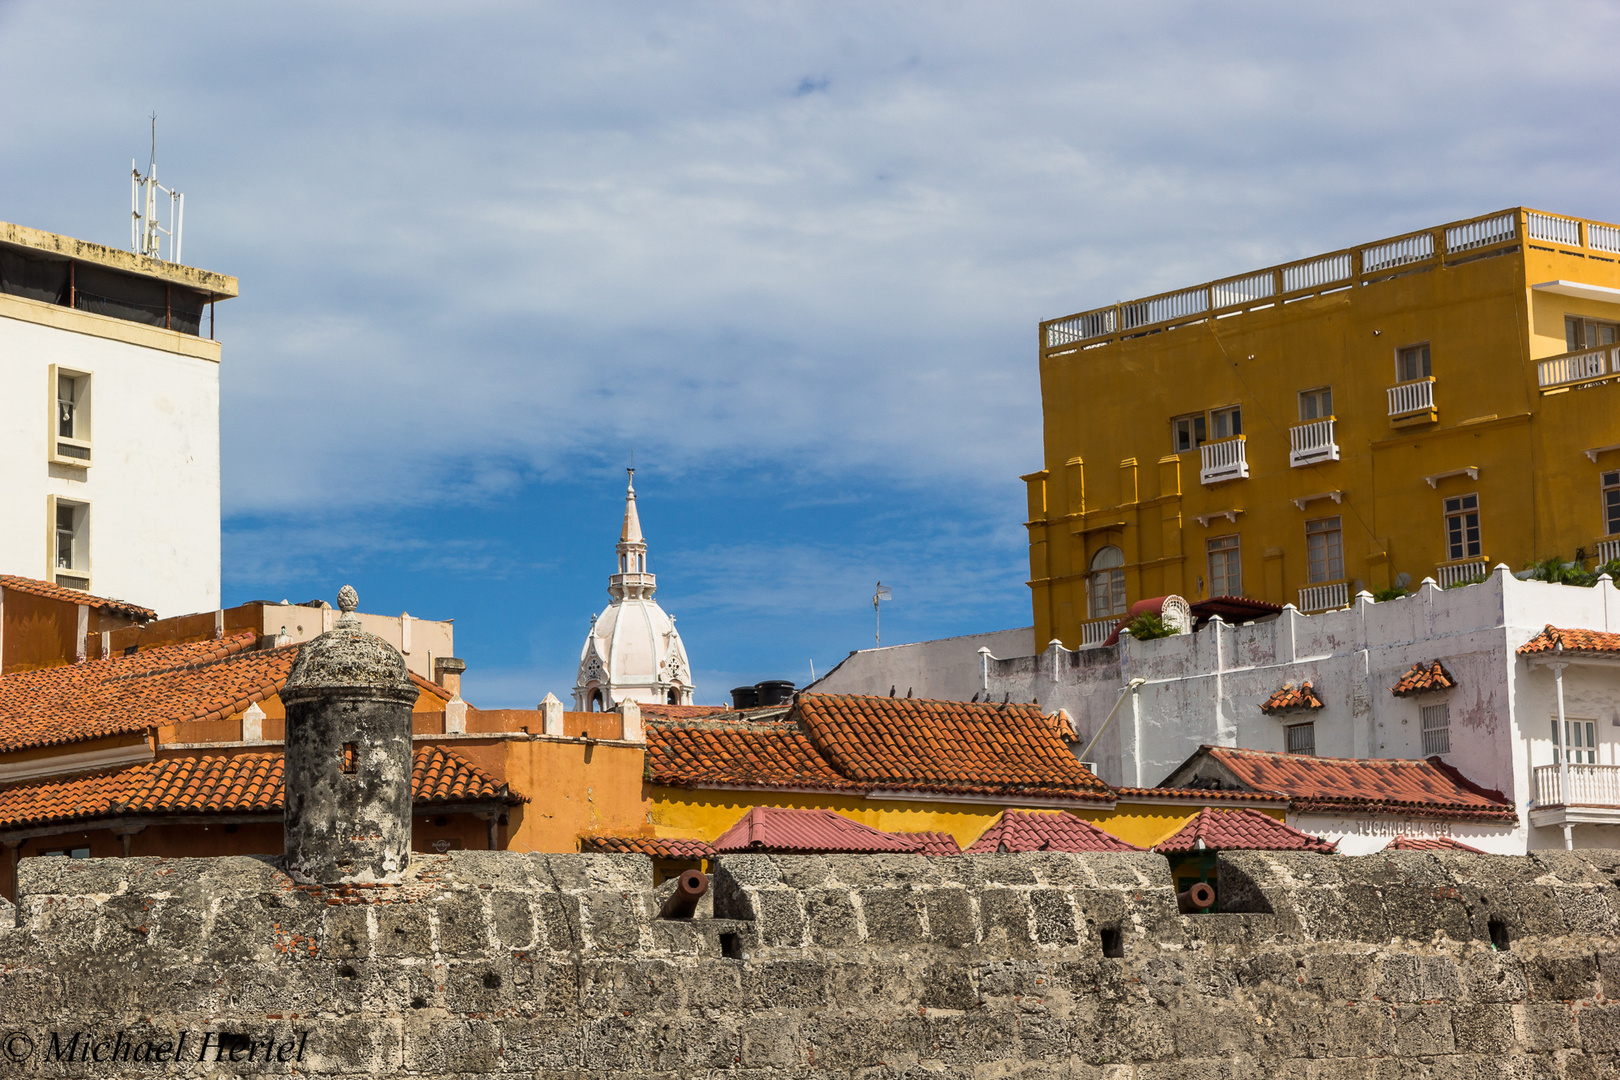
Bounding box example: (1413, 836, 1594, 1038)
(1391, 660, 1458, 697)
(965, 809, 1143, 853)
(1259, 681, 1325, 715)
(795, 693, 1112, 803)
(900, 830, 963, 856)
(1154, 807, 1336, 853)
(1111, 785, 1285, 804)
(1386, 835, 1484, 853)
(1197, 745, 1515, 822)
(711, 806, 923, 854)
(0, 631, 287, 753)
(578, 835, 715, 858)
(1518, 625, 1620, 655)
(0, 747, 520, 830)
(646, 718, 862, 792)
(0, 575, 156, 622)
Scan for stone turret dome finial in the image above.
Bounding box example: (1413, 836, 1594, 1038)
(336, 584, 360, 628)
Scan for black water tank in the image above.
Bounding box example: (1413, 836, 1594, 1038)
(731, 685, 760, 709)
(755, 680, 797, 707)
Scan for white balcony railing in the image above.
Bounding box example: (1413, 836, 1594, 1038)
(1436, 560, 1490, 588)
(1597, 538, 1620, 564)
(1298, 581, 1348, 613)
(1289, 418, 1339, 467)
(1528, 212, 1583, 247)
(1079, 617, 1117, 649)
(1534, 763, 1620, 808)
(1538, 346, 1613, 390)
(1200, 435, 1249, 484)
(1387, 377, 1436, 418)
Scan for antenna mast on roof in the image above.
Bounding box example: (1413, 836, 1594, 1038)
(131, 113, 184, 263)
(872, 581, 891, 648)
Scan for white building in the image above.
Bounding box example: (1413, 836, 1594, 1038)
(984, 568, 1620, 852)
(0, 221, 236, 617)
(573, 471, 695, 710)
(807, 626, 1035, 701)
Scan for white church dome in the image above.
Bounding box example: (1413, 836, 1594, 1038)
(574, 471, 695, 710)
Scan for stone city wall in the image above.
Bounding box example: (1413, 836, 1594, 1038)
(0, 848, 1617, 1077)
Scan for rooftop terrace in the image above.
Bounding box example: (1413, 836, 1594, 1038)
(1041, 207, 1620, 356)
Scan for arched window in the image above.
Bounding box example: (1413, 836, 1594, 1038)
(1089, 545, 1127, 619)
(667, 689, 678, 704)
(590, 689, 603, 711)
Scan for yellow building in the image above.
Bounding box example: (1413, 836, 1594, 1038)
(1024, 207, 1620, 650)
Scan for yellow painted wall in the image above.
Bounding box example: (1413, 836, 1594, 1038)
(1105, 801, 1285, 849)
(1028, 209, 1620, 649)
(500, 736, 653, 854)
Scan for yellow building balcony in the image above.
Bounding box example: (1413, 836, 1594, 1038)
(1386, 376, 1436, 426)
(1289, 417, 1339, 468)
(1599, 538, 1620, 564)
(1199, 435, 1248, 485)
(1297, 581, 1348, 614)
(1537, 345, 1617, 394)
(1435, 558, 1490, 589)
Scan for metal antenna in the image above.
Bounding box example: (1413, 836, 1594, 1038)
(872, 581, 892, 647)
(131, 113, 184, 263)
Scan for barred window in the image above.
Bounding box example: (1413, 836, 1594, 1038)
(1420, 703, 1451, 756)
(1286, 722, 1315, 756)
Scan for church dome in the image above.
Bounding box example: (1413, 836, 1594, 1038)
(574, 471, 695, 710)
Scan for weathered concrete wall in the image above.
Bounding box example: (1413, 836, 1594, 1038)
(1, 849, 1618, 1077)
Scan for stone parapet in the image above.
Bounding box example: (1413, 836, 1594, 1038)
(0, 849, 1617, 1076)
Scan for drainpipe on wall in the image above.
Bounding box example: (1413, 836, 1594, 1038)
(978, 647, 993, 695)
(1553, 645, 1573, 851)
(1079, 677, 1147, 775)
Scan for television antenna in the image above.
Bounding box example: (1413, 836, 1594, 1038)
(131, 113, 184, 263)
(872, 581, 892, 648)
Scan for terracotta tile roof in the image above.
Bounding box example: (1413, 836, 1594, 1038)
(1386, 835, 1484, 853)
(0, 574, 156, 622)
(578, 835, 714, 859)
(639, 703, 750, 721)
(1154, 807, 1337, 854)
(0, 632, 288, 753)
(0, 632, 451, 756)
(1197, 745, 1516, 823)
(646, 718, 863, 792)
(1192, 596, 1283, 625)
(900, 830, 963, 856)
(794, 693, 1113, 803)
(0, 747, 521, 831)
(1259, 681, 1325, 715)
(712, 806, 923, 854)
(965, 809, 1143, 853)
(1391, 660, 1458, 697)
(1112, 785, 1285, 804)
(1518, 625, 1620, 656)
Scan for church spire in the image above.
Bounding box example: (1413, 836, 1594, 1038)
(609, 467, 653, 601)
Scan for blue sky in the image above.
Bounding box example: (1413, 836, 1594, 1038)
(5, 2, 1620, 705)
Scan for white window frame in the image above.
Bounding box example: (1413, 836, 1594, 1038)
(48, 364, 93, 468)
(1396, 343, 1431, 382)
(1298, 386, 1333, 421)
(1209, 404, 1243, 441)
(1088, 546, 1128, 619)
(1305, 516, 1344, 584)
(1206, 534, 1241, 598)
(46, 495, 90, 591)
(1553, 718, 1598, 765)
(1420, 702, 1451, 756)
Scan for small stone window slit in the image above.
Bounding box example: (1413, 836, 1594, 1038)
(342, 742, 358, 774)
(1488, 916, 1510, 951)
(1099, 926, 1125, 958)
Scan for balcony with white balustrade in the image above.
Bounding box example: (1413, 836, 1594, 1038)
(1387, 377, 1437, 426)
(1537, 345, 1617, 395)
(1078, 617, 1118, 649)
(1289, 418, 1339, 468)
(1435, 560, 1490, 589)
(1297, 581, 1348, 614)
(1531, 764, 1620, 827)
(1598, 538, 1620, 565)
(1199, 436, 1248, 485)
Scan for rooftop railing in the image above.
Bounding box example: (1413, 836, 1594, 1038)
(1041, 207, 1618, 356)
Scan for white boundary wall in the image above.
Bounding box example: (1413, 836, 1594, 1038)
(986, 569, 1620, 852)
